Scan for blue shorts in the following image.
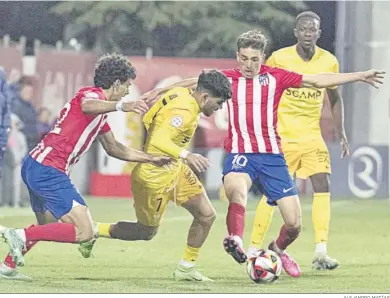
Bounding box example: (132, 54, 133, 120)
(21, 155, 86, 219)
(222, 153, 297, 206)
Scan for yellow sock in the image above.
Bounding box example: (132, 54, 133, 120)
(183, 245, 200, 263)
(312, 192, 330, 250)
(219, 186, 228, 201)
(97, 222, 112, 238)
(249, 196, 275, 248)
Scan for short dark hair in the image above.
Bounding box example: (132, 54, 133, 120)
(196, 69, 232, 102)
(94, 53, 136, 89)
(296, 11, 321, 25)
(237, 29, 267, 52)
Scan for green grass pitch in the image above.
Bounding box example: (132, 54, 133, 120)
(0, 197, 389, 293)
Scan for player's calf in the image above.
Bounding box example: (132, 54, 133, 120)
(109, 221, 158, 241)
(223, 172, 252, 206)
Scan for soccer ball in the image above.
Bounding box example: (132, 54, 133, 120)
(246, 249, 282, 284)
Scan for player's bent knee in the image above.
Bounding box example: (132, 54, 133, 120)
(284, 221, 301, 233)
(197, 210, 216, 227)
(310, 173, 330, 193)
(223, 172, 252, 205)
(138, 224, 158, 241)
(224, 186, 247, 206)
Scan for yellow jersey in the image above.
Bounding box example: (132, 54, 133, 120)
(140, 87, 201, 176)
(266, 45, 339, 142)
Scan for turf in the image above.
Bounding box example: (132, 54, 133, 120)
(0, 197, 389, 293)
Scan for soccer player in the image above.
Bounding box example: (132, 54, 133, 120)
(248, 11, 346, 270)
(0, 53, 173, 280)
(148, 30, 384, 278)
(220, 30, 383, 278)
(79, 70, 232, 282)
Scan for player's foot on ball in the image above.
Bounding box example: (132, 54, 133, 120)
(1, 229, 25, 267)
(78, 239, 96, 258)
(312, 253, 340, 270)
(268, 241, 301, 278)
(223, 235, 247, 264)
(173, 264, 214, 282)
(0, 263, 32, 281)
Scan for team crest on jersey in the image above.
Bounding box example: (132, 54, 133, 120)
(171, 115, 183, 128)
(258, 74, 269, 86)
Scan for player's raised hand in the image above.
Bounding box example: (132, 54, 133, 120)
(340, 134, 350, 158)
(138, 89, 162, 107)
(122, 100, 149, 115)
(151, 155, 174, 167)
(360, 69, 386, 88)
(185, 153, 210, 172)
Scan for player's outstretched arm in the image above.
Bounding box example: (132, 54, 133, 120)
(97, 131, 172, 167)
(139, 78, 198, 106)
(81, 99, 149, 115)
(148, 126, 210, 172)
(301, 69, 385, 89)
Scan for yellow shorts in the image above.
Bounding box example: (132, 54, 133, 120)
(282, 139, 331, 179)
(131, 162, 204, 226)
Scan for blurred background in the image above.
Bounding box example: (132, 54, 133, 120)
(0, 1, 389, 208)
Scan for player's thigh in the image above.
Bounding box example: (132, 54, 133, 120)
(298, 140, 331, 180)
(222, 153, 255, 205)
(310, 173, 330, 193)
(22, 158, 55, 219)
(175, 163, 205, 205)
(281, 141, 302, 176)
(257, 154, 298, 207)
(276, 195, 301, 229)
(131, 174, 170, 227)
(22, 156, 88, 220)
(35, 210, 58, 225)
(176, 164, 215, 221)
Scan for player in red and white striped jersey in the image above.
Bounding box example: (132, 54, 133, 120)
(0, 53, 174, 280)
(220, 30, 384, 278)
(221, 66, 302, 154)
(141, 30, 385, 278)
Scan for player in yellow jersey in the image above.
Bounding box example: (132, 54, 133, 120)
(248, 11, 348, 270)
(80, 70, 232, 281)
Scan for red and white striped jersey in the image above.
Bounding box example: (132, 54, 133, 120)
(222, 67, 302, 154)
(30, 87, 111, 175)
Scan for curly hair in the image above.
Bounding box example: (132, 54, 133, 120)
(94, 53, 136, 89)
(236, 29, 267, 52)
(196, 69, 232, 102)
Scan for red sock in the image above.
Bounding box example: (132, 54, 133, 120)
(4, 240, 37, 269)
(24, 223, 77, 243)
(226, 203, 245, 238)
(275, 225, 300, 250)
